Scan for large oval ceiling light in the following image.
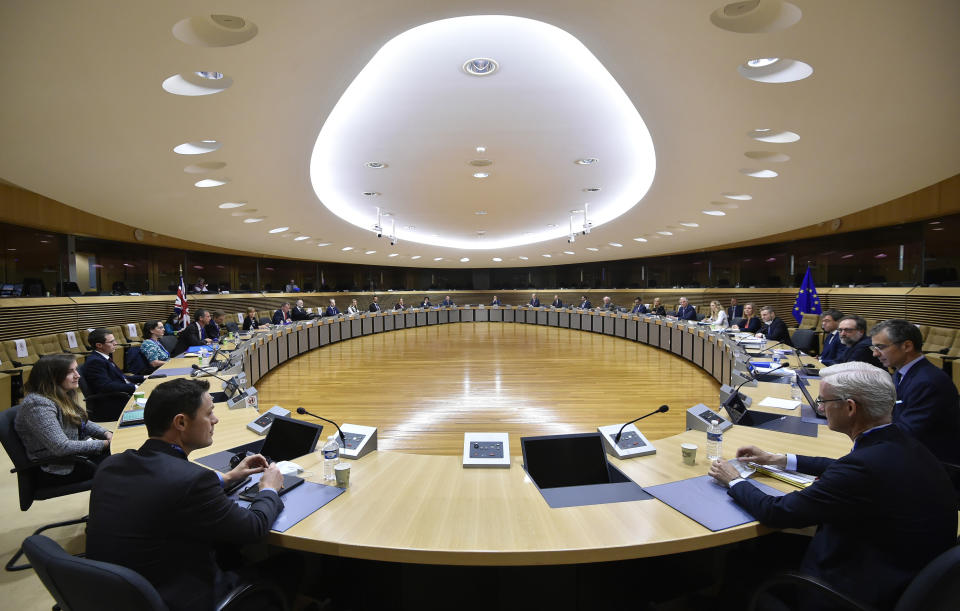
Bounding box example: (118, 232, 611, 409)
(463, 58, 499, 76)
(310, 15, 656, 250)
(162, 71, 233, 96)
(738, 57, 813, 83)
(174, 140, 221, 155)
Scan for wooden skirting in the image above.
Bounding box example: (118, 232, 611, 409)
(2, 287, 960, 342)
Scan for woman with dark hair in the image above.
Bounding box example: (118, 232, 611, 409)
(14, 354, 111, 485)
(140, 320, 170, 369)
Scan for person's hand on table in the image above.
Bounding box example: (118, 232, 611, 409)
(708, 460, 741, 486)
(223, 453, 269, 485)
(735, 445, 787, 468)
(259, 462, 283, 492)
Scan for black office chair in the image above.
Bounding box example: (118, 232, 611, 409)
(76, 375, 130, 423)
(748, 545, 960, 610)
(0, 406, 93, 571)
(790, 329, 819, 355)
(225, 321, 239, 334)
(158, 335, 178, 354)
(23, 535, 289, 611)
(259, 317, 272, 326)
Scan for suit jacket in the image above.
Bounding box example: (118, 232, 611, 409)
(728, 425, 956, 609)
(325, 306, 340, 316)
(172, 322, 206, 357)
(490, 298, 501, 306)
(369, 302, 381, 312)
(204, 321, 220, 342)
(838, 335, 884, 368)
(86, 439, 283, 611)
(241, 315, 260, 331)
(393, 303, 405, 311)
(819, 330, 846, 365)
(759, 317, 792, 346)
(529, 298, 540, 307)
(675, 305, 697, 321)
(895, 357, 960, 464)
(579, 300, 592, 309)
(441, 299, 454, 307)
(739, 316, 762, 334)
(727, 304, 744, 320)
(79, 353, 142, 420)
(631, 304, 648, 314)
(651, 305, 666, 316)
(421, 300, 432, 308)
(271, 309, 290, 325)
(290, 306, 310, 321)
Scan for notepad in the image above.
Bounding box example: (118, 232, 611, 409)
(758, 397, 801, 410)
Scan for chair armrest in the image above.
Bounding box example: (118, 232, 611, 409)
(749, 571, 874, 611)
(922, 349, 950, 355)
(216, 582, 288, 611)
(83, 390, 132, 404)
(11, 454, 99, 475)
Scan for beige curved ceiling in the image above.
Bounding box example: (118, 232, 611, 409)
(0, 0, 958, 268)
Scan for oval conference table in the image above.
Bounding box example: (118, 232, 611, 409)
(111, 306, 850, 566)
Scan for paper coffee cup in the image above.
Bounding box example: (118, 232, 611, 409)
(681, 443, 698, 466)
(334, 462, 351, 488)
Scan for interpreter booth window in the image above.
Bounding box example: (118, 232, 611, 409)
(73, 236, 149, 295)
(185, 251, 233, 293)
(922, 214, 960, 286)
(815, 225, 922, 287)
(236, 256, 258, 292)
(260, 259, 301, 292)
(0, 222, 64, 296)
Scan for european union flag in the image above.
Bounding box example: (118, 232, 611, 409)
(792, 267, 821, 324)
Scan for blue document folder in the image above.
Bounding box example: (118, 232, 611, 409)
(645, 475, 787, 531)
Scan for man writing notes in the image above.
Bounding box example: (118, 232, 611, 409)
(708, 363, 956, 609)
(86, 378, 293, 611)
(869, 319, 960, 465)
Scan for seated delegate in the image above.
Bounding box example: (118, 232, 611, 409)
(81, 328, 145, 420)
(15, 354, 112, 486)
(242, 306, 261, 331)
(139, 320, 170, 370)
(171, 310, 213, 357)
(733, 302, 761, 334)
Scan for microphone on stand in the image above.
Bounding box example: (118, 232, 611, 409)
(614, 405, 669, 443)
(296, 407, 345, 443)
(723, 364, 789, 410)
(190, 363, 242, 395)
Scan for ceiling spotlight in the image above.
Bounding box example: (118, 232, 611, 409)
(703, 210, 726, 216)
(411, 255, 421, 260)
(243, 217, 265, 223)
(433, 257, 443, 261)
(195, 178, 227, 188)
(657, 231, 673, 236)
(195, 71, 224, 80)
(746, 57, 779, 68)
(563, 251, 575, 255)
(609, 242, 623, 247)
(722, 193, 753, 200)
(218, 202, 245, 209)
(317, 242, 330, 247)
(473, 172, 489, 178)
(547, 224, 557, 228)
(365, 250, 376, 255)
(388, 253, 399, 257)
(294, 236, 310, 241)
(633, 237, 648, 242)
(492, 257, 502, 262)
(341, 246, 353, 251)
(200, 139, 217, 143)
(569, 209, 583, 214)
(268, 227, 289, 234)
(680, 222, 700, 228)
(575, 157, 599, 165)
(542, 254, 552, 258)
(362, 191, 380, 196)
(460, 257, 470, 262)
(405, 225, 416, 230)
(476, 146, 486, 153)
(463, 57, 499, 76)
(586, 247, 599, 251)
(519, 256, 529, 260)
(474, 210, 487, 215)
(365, 162, 387, 169)
(470, 159, 493, 167)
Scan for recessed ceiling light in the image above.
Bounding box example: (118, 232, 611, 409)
(388, 253, 399, 257)
(433, 257, 443, 261)
(476, 146, 486, 153)
(874, 253, 888, 258)
(460, 257, 470, 262)
(175, 141, 222, 154)
(195, 71, 224, 80)
(657, 231, 673, 236)
(470, 159, 493, 167)
(766, 257, 777, 263)
(583, 187, 601, 192)
(492, 257, 502, 262)
(755, 128, 771, 132)
(473, 172, 489, 178)
(569, 209, 583, 214)
(365, 162, 387, 169)
(931, 227, 945, 231)
(243, 217, 265, 223)
(929, 220, 942, 225)
(746, 57, 779, 68)
(476, 231, 487, 236)
(722, 193, 753, 200)
(231, 210, 255, 217)
(365, 250, 376, 255)
(740, 169, 779, 178)
(411, 255, 421, 260)
(609, 242, 623, 247)
(362, 191, 380, 196)
(563, 251, 575, 255)
(542, 254, 552, 258)
(703, 210, 726, 216)
(294, 236, 310, 241)
(633, 237, 648, 242)
(519, 256, 529, 260)
(748, 129, 800, 143)
(316, 242, 330, 247)
(575, 157, 599, 165)
(474, 210, 487, 215)
(680, 222, 699, 228)
(341, 246, 353, 251)
(268, 226, 289, 234)
(546, 223, 557, 228)
(586, 247, 599, 251)
(841, 254, 854, 259)
(218, 202, 245, 209)
(463, 58, 498, 76)
(194, 178, 228, 188)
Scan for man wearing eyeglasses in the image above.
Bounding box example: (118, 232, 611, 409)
(835, 315, 883, 368)
(868, 319, 960, 465)
(80, 328, 146, 420)
(708, 363, 956, 609)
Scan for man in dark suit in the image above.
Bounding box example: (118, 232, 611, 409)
(551, 295, 563, 308)
(368, 296, 382, 312)
(727, 297, 743, 321)
(81, 328, 145, 420)
(869, 319, 960, 464)
(204, 310, 225, 342)
(172, 309, 213, 357)
(271, 302, 292, 325)
(837, 315, 883, 368)
(325, 298, 340, 317)
(529, 293, 540, 307)
(630, 298, 648, 314)
(420, 296, 432, 308)
(758, 306, 792, 345)
(490, 296, 501, 306)
(709, 364, 956, 609)
(393, 298, 405, 311)
(290, 299, 314, 320)
(86, 378, 290, 611)
(441, 295, 455, 307)
(579, 296, 591, 309)
(673, 297, 697, 321)
(601, 296, 617, 311)
(818, 309, 846, 365)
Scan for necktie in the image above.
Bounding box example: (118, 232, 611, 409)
(895, 371, 903, 388)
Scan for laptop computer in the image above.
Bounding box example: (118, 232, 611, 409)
(195, 415, 323, 472)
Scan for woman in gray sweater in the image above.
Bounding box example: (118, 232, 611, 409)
(14, 354, 112, 485)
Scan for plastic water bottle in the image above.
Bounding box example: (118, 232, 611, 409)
(790, 377, 802, 401)
(706, 420, 723, 461)
(322, 434, 340, 481)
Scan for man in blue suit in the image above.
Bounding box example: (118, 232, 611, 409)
(441, 295, 455, 307)
(490, 295, 501, 306)
(818, 309, 846, 365)
(709, 364, 957, 609)
(529, 293, 540, 307)
(271, 302, 291, 325)
(578, 296, 591, 309)
(726, 297, 743, 321)
(81, 328, 145, 420)
(324, 298, 340, 317)
(630, 298, 648, 314)
(758, 306, 792, 345)
(869, 319, 960, 464)
(673, 297, 697, 321)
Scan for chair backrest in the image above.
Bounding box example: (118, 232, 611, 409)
(791, 329, 819, 355)
(0, 405, 39, 511)
(23, 534, 169, 611)
(259, 317, 272, 326)
(158, 335, 178, 354)
(32, 334, 64, 356)
(798, 313, 820, 330)
(58, 332, 87, 354)
(925, 328, 958, 353)
(123, 346, 151, 376)
(895, 545, 960, 610)
(1, 339, 39, 365)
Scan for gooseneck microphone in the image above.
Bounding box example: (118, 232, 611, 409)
(614, 405, 669, 443)
(190, 363, 241, 394)
(296, 407, 345, 443)
(722, 364, 789, 410)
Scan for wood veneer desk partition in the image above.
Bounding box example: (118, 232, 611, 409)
(112, 310, 851, 566)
